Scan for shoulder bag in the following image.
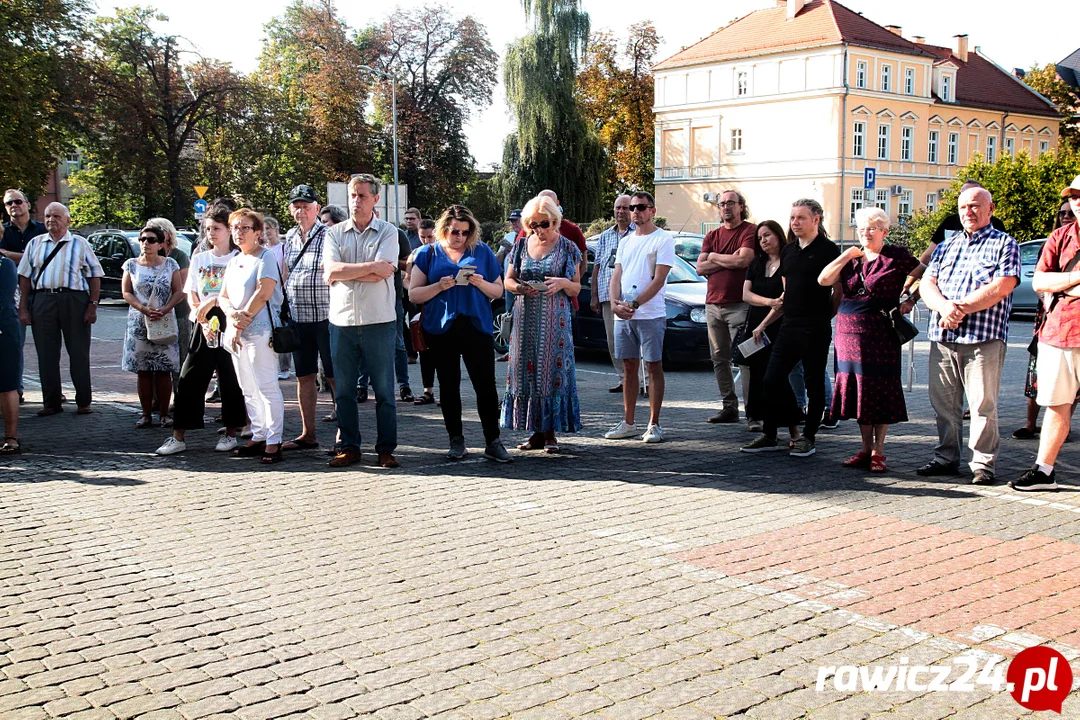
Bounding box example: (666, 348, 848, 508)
(494, 238, 527, 347)
(143, 261, 179, 345)
(1029, 243, 1080, 354)
(264, 251, 302, 354)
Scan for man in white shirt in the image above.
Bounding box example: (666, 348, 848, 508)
(323, 173, 400, 469)
(603, 192, 676, 443)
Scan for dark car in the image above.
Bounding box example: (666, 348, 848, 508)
(87, 230, 141, 298)
(574, 240, 710, 364)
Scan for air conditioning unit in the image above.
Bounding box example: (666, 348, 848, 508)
(890, 184, 905, 196)
(702, 192, 717, 204)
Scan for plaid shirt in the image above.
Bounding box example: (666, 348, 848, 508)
(593, 222, 634, 303)
(284, 221, 330, 323)
(926, 223, 1020, 344)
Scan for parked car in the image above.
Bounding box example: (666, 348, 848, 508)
(87, 229, 193, 299)
(574, 240, 709, 364)
(1011, 238, 1046, 314)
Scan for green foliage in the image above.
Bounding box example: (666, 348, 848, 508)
(460, 175, 503, 225)
(1021, 64, 1079, 151)
(582, 217, 614, 238)
(67, 161, 142, 228)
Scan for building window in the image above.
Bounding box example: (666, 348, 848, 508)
(876, 189, 890, 209)
(1040, 140, 1050, 154)
(948, 132, 959, 164)
(881, 65, 892, 92)
(898, 189, 913, 217)
(928, 130, 939, 163)
(856, 61, 867, 89)
(878, 125, 890, 160)
(1005, 137, 1015, 156)
(853, 121, 865, 158)
(986, 136, 997, 163)
(730, 128, 743, 152)
(941, 75, 952, 102)
(850, 188, 864, 225)
(901, 126, 913, 161)
(926, 193, 938, 213)
(736, 71, 748, 97)
(905, 68, 915, 95)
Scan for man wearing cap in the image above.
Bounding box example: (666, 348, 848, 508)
(1010, 177, 1080, 492)
(591, 195, 634, 392)
(281, 184, 336, 451)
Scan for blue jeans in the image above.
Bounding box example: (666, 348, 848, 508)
(358, 296, 410, 391)
(331, 321, 398, 454)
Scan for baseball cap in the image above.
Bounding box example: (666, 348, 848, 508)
(1061, 175, 1080, 198)
(509, 209, 522, 220)
(288, 184, 319, 204)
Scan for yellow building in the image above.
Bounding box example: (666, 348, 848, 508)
(652, 0, 1061, 242)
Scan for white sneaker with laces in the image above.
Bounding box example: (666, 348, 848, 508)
(215, 435, 238, 452)
(604, 420, 638, 439)
(642, 424, 664, 443)
(156, 437, 186, 455)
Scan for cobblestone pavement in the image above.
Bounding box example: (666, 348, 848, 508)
(3, 307, 1080, 719)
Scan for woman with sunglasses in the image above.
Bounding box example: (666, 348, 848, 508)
(501, 195, 582, 453)
(409, 205, 511, 462)
(121, 225, 184, 428)
(156, 206, 246, 456)
(217, 209, 285, 464)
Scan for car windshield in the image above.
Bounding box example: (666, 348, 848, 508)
(1020, 241, 1044, 266)
(667, 255, 705, 283)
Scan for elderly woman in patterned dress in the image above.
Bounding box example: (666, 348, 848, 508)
(122, 224, 184, 428)
(501, 194, 582, 453)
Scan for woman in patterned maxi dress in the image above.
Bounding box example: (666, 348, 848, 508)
(818, 207, 921, 473)
(501, 195, 583, 452)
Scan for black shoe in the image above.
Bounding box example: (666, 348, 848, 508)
(916, 460, 961, 477)
(447, 436, 467, 460)
(483, 440, 513, 463)
(608, 384, 623, 393)
(400, 386, 414, 403)
(1009, 466, 1058, 492)
(206, 389, 221, 403)
(971, 469, 996, 486)
(820, 412, 839, 430)
(357, 386, 368, 403)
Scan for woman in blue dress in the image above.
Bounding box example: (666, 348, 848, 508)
(501, 195, 582, 452)
(0, 256, 21, 454)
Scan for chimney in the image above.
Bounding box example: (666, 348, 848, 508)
(885, 25, 902, 36)
(954, 34, 968, 62)
(787, 0, 805, 20)
(912, 36, 925, 44)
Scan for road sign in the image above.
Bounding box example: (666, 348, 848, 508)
(194, 199, 208, 213)
(194, 212, 205, 221)
(863, 167, 876, 190)
(194, 185, 209, 199)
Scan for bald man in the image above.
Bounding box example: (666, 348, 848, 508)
(917, 187, 1020, 485)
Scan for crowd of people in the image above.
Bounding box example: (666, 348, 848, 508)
(2, 174, 1080, 493)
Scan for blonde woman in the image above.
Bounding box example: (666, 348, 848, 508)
(408, 205, 510, 462)
(145, 217, 191, 382)
(502, 195, 582, 452)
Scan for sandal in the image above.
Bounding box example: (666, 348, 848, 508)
(233, 441, 266, 457)
(282, 438, 319, 451)
(1, 437, 20, 455)
(517, 434, 545, 451)
(160, 415, 173, 428)
(869, 454, 887, 473)
(1011, 426, 1040, 439)
(414, 391, 436, 405)
(544, 444, 560, 454)
(135, 416, 154, 429)
(260, 447, 283, 464)
(843, 451, 872, 468)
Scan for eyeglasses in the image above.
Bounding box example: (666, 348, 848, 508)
(4, 198, 24, 207)
(448, 229, 471, 237)
(139, 236, 162, 244)
(627, 204, 653, 212)
(231, 225, 255, 233)
(717, 201, 741, 207)
(1059, 209, 1075, 216)
(528, 221, 552, 230)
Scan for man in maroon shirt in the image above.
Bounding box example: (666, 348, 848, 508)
(1011, 176, 1080, 492)
(696, 191, 757, 423)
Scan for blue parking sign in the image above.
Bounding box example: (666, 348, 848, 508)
(863, 167, 876, 190)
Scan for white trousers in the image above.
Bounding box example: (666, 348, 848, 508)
(231, 332, 284, 445)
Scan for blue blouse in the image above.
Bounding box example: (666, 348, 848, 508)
(413, 241, 501, 335)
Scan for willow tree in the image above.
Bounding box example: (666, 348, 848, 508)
(498, 0, 606, 221)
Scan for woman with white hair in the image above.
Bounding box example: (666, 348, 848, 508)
(501, 194, 582, 452)
(817, 206, 922, 472)
(145, 217, 191, 381)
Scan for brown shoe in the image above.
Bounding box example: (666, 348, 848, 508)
(707, 407, 739, 424)
(37, 407, 62, 417)
(328, 449, 362, 467)
(378, 452, 400, 469)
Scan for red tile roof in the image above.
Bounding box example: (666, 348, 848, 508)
(921, 45, 1058, 117)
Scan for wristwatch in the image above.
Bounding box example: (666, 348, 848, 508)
(90, 300, 99, 306)
(630, 300, 640, 310)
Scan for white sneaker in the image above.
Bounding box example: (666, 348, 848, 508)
(642, 424, 664, 443)
(215, 435, 238, 452)
(604, 420, 638, 439)
(156, 437, 186, 455)
(278, 371, 292, 380)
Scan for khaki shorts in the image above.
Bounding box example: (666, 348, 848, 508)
(1035, 343, 1080, 407)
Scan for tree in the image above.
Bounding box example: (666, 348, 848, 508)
(497, 0, 606, 221)
(0, 0, 92, 206)
(577, 22, 659, 202)
(1022, 64, 1079, 151)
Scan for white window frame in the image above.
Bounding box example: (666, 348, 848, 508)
(941, 75, 952, 102)
(898, 189, 913, 217)
(730, 128, 743, 153)
(876, 189, 889, 209)
(736, 71, 748, 97)
(904, 68, 915, 95)
(926, 193, 938, 213)
(877, 124, 891, 160)
(1040, 140, 1050, 154)
(986, 135, 997, 163)
(901, 126, 913, 162)
(948, 132, 959, 164)
(850, 188, 865, 226)
(928, 130, 939, 163)
(881, 64, 892, 92)
(1005, 137, 1015, 157)
(856, 61, 867, 89)
(853, 121, 866, 158)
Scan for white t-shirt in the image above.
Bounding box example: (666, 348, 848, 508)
(615, 228, 676, 320)
(185, 250, 237, 300)
(222, 249, 283, 337)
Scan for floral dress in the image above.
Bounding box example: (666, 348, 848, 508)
(122, 257, 180, 373)
(500, 236, 582, 433)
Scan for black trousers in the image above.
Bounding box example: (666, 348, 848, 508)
(172, 308, 247, 431)
(763, 323, 831, 441)
(30, 291, 92, 410)
(419, 349, 436, 389)
(425, 317, 500, 444)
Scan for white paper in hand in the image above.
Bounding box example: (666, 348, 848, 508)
(454, 266, 476, 285)
(737, 333, 770, 358)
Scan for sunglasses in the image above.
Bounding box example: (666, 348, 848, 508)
(139, 236, 162, 244)
(528, 221, 552, 230)
(628, 204, 653, 212)
(4, 198, 24, 207)
(448, 229, 471, 237)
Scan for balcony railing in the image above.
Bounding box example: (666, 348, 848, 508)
(655, 158, 960, 183)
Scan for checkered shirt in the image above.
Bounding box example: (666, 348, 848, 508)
(593, 223, 634, 303)
(926, 223, 1020, 344)
(284, 221, 330, 323)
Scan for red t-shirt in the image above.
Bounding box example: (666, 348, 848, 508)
(700, 221, 757, 305)
(1036, 221, 1080, 349)
(516, 218, 587, 309)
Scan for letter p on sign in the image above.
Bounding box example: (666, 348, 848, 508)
(1007, 646, 1072, 713)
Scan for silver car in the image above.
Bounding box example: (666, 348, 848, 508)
(1011, 239, 1046, 314)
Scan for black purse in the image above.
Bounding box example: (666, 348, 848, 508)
(882, 306, 919, 344)
(265, 253, 302, 354)
(731, 320, 753, 365)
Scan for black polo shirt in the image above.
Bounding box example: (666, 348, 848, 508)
(780, 233, 841, 326)
(1, 219, 46, 254)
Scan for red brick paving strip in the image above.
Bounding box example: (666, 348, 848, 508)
(675, 510, 1080, 649)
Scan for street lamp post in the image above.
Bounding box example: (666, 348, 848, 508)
(358, 65, 400, 227)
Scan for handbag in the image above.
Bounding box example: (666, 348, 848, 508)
(881, 306, 919, 344)
(409, 308, 428, 352)
(730, 320, 753, 365)
(145, 312, 179, 345)
(265, 251, 302, 354)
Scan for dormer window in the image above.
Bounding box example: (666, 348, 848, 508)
(736, 71, 748, 97)
(941, 75, 952, 102)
